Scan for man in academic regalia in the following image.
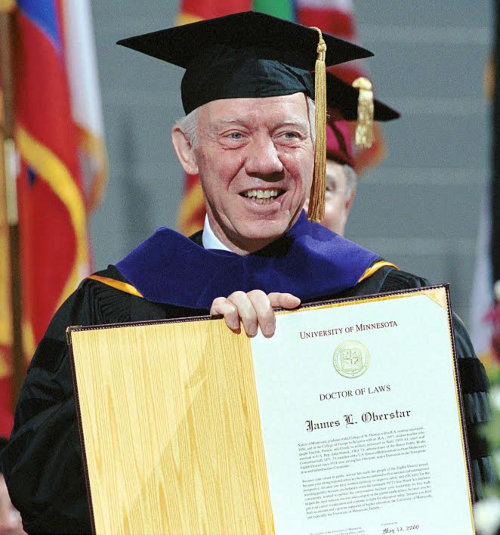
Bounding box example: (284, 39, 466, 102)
(0, 12, 493, 534)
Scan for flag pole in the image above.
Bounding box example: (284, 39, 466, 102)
(0, 6, 25, 409)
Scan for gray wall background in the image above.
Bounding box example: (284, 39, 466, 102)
(89, 1, 492, 325)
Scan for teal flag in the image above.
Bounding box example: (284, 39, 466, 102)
(253, 0, 295, 21)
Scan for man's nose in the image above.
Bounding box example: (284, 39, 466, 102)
(244, 136, 284, 177)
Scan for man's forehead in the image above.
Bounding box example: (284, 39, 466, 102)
(200, 93, 311, 124)
(326, 160, 347, 183)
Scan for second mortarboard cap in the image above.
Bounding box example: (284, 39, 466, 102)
(326, 72, 400, 123)
(325, 73, 400, 171)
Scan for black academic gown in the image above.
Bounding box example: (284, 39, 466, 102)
(0, 235, 493, 534)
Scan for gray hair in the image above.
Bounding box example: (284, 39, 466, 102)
(343, 164, 358, 198)
(175, 107, 199, 148)
(175, 94, 316, 148)
(306, 96, 315, 145)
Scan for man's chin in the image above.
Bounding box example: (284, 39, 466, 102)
(231, 221, 290, 249)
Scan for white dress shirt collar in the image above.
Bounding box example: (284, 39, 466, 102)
(201, 215, 232, 251)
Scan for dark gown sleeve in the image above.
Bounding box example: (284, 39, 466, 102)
(0, 283, 103, 534)
(368, 267, 495, 500)
(0, 266, 206, 535)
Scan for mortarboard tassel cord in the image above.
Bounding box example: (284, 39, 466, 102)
(307, 27, 327, 223)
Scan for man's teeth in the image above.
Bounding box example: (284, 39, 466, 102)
(242, 189, 281, 202)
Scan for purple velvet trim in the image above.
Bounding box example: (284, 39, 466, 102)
(116, 211, 379, 309)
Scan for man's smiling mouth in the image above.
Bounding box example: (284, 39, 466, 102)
(240, 188, 284, 204)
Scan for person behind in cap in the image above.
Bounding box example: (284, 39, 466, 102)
(0, 12, 492, 534)
(178, 66, 395, 250)
(305, 119, 357, 235)
(304, 72, 399, 236)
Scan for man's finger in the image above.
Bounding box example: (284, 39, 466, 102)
(268, 292, 301, 310)
(247, 289, 275, 338)
(210, 297, 241, 332)
(227, 291, 258, 337)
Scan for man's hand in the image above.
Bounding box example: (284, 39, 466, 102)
(210, 290, 301, 338)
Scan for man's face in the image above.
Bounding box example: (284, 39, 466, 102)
(320, 160, 354, 236)
(192, 92, 314, 253)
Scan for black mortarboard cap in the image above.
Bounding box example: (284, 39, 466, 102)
(117, 11, 373, 114)
(326, 72, 400, 122)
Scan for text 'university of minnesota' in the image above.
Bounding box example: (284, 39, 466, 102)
(299, 320, 398, 340)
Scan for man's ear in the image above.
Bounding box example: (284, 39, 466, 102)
(345, 188, 356, 214)
(171, 126, 199, 175)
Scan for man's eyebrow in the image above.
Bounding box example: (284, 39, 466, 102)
(203, 119, 239, 138)
(278, 119, 309, 130)
(206, 118, 247, 135)
(207, 117, 311, 135)
(212, 118, 246, 126)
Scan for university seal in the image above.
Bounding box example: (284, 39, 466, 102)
(333, 340, 370, 378)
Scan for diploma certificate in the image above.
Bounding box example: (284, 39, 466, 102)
(251, 285, 475, 535)
(69, 285, 475, 535)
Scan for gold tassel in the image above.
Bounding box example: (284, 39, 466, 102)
(352, 77, 374, 148)
(307, 27, 327, 223)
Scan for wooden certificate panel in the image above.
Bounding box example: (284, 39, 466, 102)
(69, 317, 274, 535)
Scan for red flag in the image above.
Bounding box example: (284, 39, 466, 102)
(0, 0, 105, 438)
(178, 0, 251, 24)
(296, 0, 389, 174)
(177, 0, 251, 235)
(0, 0, 17, 437)
(14, 0, 92, 359)
(0, 146, 13, 436)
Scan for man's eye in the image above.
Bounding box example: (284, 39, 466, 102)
(282, 132, 298, 139)
(228, 132, 243, 139)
